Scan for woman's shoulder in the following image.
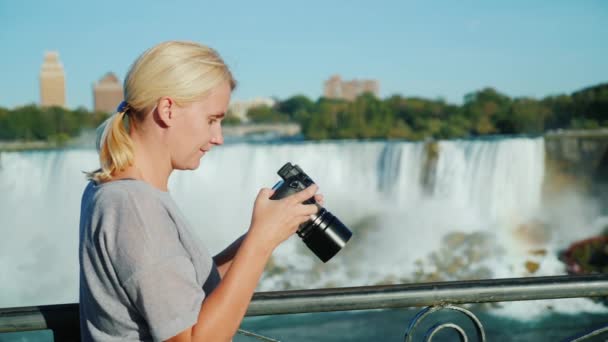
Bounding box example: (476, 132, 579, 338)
(81, 179, 180, 244)
(85, 179, 170, 211)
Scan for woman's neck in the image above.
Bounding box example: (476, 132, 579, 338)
(114, 128, 173, 192)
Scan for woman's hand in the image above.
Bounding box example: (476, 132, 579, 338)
(248, 184, 320, 251)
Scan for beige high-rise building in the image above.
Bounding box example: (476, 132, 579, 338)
(94, 73, 123, 113)
(324, 75, 343, 99)
(40, 51, 66, 107)
(323, 74, 380, 101)
(361, 80, 379, 97)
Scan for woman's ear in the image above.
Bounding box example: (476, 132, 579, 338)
(156, 97, 174, 127)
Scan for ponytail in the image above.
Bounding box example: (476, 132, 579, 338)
(86, 104, 134, 182)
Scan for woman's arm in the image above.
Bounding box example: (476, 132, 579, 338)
(165, 185, 319, 342)
(213, 195, 322, 278)
(213, 234, 246, 278)
(213, 195, 323, 278)
(165, 236, 271, 342)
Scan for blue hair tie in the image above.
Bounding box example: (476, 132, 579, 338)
(116, 100, 129, 113)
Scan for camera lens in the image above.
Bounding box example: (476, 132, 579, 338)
(271, 162, 353, 262)
(298, 208, 352, 262)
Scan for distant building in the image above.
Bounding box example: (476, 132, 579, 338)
(39, 51, 66, 107)
(323, 74, 379, 101)
(94, 73, 123, 113)
(228, 97, 276, 122)
(324, 75, 343, 99)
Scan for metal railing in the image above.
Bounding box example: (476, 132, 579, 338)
(1, 274, 608, 341)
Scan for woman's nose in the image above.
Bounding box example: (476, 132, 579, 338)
(210, 125, 224, 145)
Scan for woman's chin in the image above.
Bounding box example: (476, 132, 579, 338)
(188, 159, 202, 170)
(174, 157, 202, 171)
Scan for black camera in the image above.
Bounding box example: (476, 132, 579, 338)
(270, 162, 352, 262)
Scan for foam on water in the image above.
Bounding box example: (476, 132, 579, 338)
(0, 138, 605, 319)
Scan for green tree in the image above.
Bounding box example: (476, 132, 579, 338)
(440, 114, 471, 139)
(276, 95, 315, 120)
(0, 107, 9, 139)
(9, 105, 50, 140)
(462, 88, 511, 135)
(571, 83, 608, 126)
(387, 119, 413, 139)
(542, 95, 572, 130)
(508, 98, 550, 134)
(307, 102, 340, 140)
(247, 105, 289, 123)
(223, 109, 241, 126)
(0, 105, 113, 143)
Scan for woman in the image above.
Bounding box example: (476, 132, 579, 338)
(79, 41, 320, 341)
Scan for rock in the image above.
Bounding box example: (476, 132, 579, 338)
(560, 236, 608, 274)
(528, 248, 547, 256)
(264, 256, 288, 276)
(443, 232, 467, 248)
(559, 235, 608, 306)
(525, 261, 540, 274)
(513, 220, 551, 246)
(416, 231, 498, 281)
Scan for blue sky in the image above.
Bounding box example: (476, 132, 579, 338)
(0, 0, 606, 110)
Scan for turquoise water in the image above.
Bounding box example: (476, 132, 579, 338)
(2, 308, 607, 341)
(237, 309, 608, 341)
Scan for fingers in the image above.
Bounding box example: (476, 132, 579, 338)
(288, 184, 319, 204)
(257, 187, 274, 199)
(298, 203, 319, 216)
(292, 213, 315, 230)
(295, 215, 312, 227)
(314, 194, 324, 205)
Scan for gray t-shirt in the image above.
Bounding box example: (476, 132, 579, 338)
(79, 179, 221, 341)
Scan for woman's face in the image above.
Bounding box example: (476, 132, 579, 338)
(168, 81, 231, 170)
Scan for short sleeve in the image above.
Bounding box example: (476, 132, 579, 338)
(99, 187, 205, 341)
(122, 256, 205, 341)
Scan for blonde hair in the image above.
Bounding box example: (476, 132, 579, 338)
(87, 41, 236, 182)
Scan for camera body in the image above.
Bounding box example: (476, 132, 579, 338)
(270, 163, 352, 262)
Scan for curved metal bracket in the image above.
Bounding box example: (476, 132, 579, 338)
(404, 304, 486, 342)
(425, 322, 468, 342)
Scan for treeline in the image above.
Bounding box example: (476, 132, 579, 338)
(2, 83, 606, 143)
(0, 105, 109, 143)
(239, 83, 608, 140)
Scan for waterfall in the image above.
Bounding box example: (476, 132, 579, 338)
(2, 137, 605, 317)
